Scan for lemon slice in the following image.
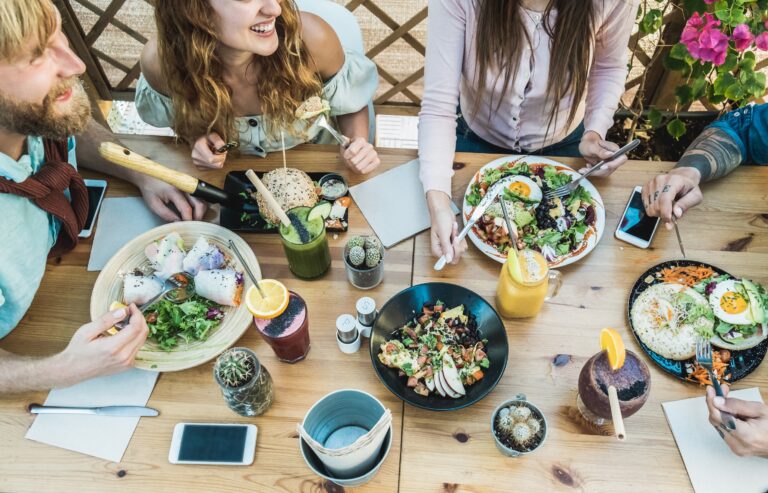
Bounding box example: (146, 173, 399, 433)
(600, 328, 626, 370)
(245, 280, 290, 319)
(106, 301, 127, 335)
(506, 250, 524, 283)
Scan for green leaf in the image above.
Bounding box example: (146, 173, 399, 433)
(719, 52, 739, 73)
(675, 85, 694, 105)
(729, 11, 747, 26)
(724, 82, 745, 100)
(714, 72, 738, 95)
(669, 43, 691, 60)
(691, 77, 708, 99)
(639, 9, 663, 34)
(667, 118, 687, 140)
(714, 9, 730, 21)
(664, 56, 689, 72)
(647, 108, 663, 128)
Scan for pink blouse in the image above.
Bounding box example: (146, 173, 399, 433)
(418, 0, 639, 196)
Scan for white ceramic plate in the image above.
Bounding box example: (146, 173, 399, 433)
(462, 155, 605, 268)
(91, 222, 260, 372)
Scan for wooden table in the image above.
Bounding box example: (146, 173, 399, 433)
(1, 140, 766, 493)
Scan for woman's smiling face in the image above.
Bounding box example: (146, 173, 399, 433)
(209, 0, 283, 57)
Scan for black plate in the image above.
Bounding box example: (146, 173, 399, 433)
(369, 282, 509, 411)
(220, 171, 349, 232)
(627, 260, 768, 384)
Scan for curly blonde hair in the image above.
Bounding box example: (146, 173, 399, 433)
(154, 0, 322, 143)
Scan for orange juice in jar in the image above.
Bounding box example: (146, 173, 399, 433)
(495, 249, 562, 318)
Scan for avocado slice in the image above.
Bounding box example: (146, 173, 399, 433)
(742, 279, 766, 324)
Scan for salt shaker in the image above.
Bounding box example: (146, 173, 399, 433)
(336, 314, 360, 353)
(355, 297, 377, 338)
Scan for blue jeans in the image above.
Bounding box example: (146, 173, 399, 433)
(455, 111, 585, 157)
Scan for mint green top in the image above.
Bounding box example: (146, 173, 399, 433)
(135, 50, 377, 157)
(0, 136, 78, 337)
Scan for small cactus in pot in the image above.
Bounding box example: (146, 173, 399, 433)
(343, 235, 384, 290)
(214, 347, 274, 417)
(492, 395, 547, 456)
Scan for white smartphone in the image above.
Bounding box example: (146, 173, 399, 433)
(168, 423, 257, 466)
(614, 185, 661, 249)
(78, 179, 108, 238)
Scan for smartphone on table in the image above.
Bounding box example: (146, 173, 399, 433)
(78, 179, 108, 238)
(614, 185, 661, 249)
(168, 423, 257, 465)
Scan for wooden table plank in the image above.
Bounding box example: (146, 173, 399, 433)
(0, 141, 419, 493)
(399, 155, 768, 493)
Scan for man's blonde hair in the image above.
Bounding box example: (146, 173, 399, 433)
(0, 0, 58, 61)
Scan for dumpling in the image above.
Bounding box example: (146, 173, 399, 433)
(183, 237, 226, 276)
(123, 274, 163, 305)
(145, 232, 185, 280)
(194, 269, 243, 306)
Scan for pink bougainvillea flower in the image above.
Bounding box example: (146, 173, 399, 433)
(732, 24, 755, 52)
(697, 27, 730, 65)
(756, 32, 768, 51)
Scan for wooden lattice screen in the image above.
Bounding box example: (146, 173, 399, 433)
(57, 0, 705, 111)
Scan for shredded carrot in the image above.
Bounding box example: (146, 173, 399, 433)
(658, 265, 716, 287)
(687, 350, 731, 386)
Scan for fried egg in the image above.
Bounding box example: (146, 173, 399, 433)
(506, 176, 542, 203)
(709, 279, 754, 326)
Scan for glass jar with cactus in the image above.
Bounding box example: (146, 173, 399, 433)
(214, 347, 274, 417)
(343, 235, 385, 290)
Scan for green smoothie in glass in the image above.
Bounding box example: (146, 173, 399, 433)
(280, 206, 331, 279)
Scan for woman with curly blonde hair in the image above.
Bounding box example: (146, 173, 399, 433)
(136, 0, 380, 173)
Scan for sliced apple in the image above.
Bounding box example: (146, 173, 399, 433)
(438, 366, 460, 398)
(441, 356, 466, 397)
(433, 371, 447, 397)
(425, 377, 435, 392)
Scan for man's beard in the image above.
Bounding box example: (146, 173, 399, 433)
(0, 78, 91, 141)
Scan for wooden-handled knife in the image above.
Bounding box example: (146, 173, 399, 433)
(98, 142, 248, 210)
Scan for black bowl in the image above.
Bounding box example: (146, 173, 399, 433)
(369, 282, 509, 411)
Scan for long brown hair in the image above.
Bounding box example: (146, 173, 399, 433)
(474, 0, 598, 136)
(154, 0, 322, 143)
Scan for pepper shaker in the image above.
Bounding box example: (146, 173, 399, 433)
(336, 314, 360, 353)
(355, 297, 377, 338)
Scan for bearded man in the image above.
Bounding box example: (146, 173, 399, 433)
(0, 0, 206, 392)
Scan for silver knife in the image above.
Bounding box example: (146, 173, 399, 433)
(28, 404, 159, 417)
(672, 218, 686, 258)
(433, 180, 506, 271)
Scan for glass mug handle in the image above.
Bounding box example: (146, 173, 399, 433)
(544, 270, 562, 301)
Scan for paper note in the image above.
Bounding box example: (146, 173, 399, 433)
(26, 369, 159, 463)
(662, 387, 768, 493)
(88, 197, 165, 271)
(349, 159, 459, 248)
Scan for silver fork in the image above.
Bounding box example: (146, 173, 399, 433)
(543, 139, 640, 200)
(316, 114, 351, 148)
(113, 274, 189, 331)
(695, 338, 737, 430)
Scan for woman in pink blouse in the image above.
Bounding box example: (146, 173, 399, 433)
(420, 0, 639, 264)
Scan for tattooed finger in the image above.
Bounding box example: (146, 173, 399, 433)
(653, 190, 660, 201)
(662, 185, 671, 193)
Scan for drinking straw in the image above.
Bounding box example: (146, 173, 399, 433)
(245, 169, 292, 228)
(608, 386, 627, 441)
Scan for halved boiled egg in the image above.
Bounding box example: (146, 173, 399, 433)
(505, 176, 542, 204)
(709, 279, 754, 326)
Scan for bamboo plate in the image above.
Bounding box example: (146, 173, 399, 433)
(90, 221, 260, 372)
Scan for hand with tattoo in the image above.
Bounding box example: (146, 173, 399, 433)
(641, 168, 703, 229)
(706, 385, 768, 458)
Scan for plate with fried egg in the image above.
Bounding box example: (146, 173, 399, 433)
(463, 156, 604, 268)
(628, 260, 768, 384)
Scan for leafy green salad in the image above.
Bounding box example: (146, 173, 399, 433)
(466, 161, 598, 262)
(146, 295, 225, 351)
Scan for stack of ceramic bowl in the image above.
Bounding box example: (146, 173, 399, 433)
(298, 389, 392, 487)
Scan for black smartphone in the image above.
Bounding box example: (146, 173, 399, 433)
(79, 179, 107, 238)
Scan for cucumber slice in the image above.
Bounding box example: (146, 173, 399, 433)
(308, 201, 333, 222)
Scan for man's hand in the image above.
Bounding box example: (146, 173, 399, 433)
(55, 305, 149, 387)
(138, 175, 207, 222)
(341, 138, 380, 174)
(191, 132, 228, 170)
(706, 385, 768, 458)
(641, 167, 702, 229)
(427, 190, 466, 265)
(578, 131, 629, 177)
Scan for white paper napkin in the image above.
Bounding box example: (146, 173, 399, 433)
(662, 387, 768, 493)
(349, 159, 459, 248)
(26, 369, 159, 463)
